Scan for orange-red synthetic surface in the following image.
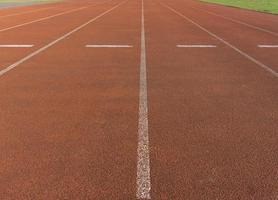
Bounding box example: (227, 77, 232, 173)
(0, 0, 277, 199)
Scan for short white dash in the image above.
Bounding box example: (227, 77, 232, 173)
(177, 44, 217, 48)
(85, 44, 133, 48)
(0, 45, 34, 48)
(258, 45, 278, 48)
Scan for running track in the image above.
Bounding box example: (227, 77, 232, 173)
(0, 0, 277, 199)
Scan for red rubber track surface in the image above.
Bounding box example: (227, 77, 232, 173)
(0, 0, 277, 199)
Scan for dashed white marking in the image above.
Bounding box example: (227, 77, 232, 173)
(177, 44, 216, 48)
(0, 45, 34, 48)
(0, 1, 126, 77)
(136, 0, 151, 199)
(85, 44, 133, 48)
(161, 3, 278, 78)
(258, 45, 278, 48)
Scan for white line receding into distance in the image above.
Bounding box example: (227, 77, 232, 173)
(136, 0, 151, 199)
(0, 45, 34, 48)
(0, 6, 53, 19)
(177, 44, 216, 48)
(194, 8, 278, 37)
(0, 0, 114, 33)
(258, 45, 278, 48)
(86, 44, 133, 48)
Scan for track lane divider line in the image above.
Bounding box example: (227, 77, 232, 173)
(160, 2, 278, 78)
(0, 45, 34, 48)
(85, 44, 133, 48)
(0, 0, 127, 77)
(191, 7, 278, 37)
(0, 6, 88, 33)
(0, 6, 54, 19)
(177, 44, 216, 48)
(136, 0, 151, 199)
(0, 0, 114, 33)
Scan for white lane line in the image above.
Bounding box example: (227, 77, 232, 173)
(161, 3, 278, 78)
(0, 1, 127, 77)
(0, 0, 114, 33)
(136, 0, 151, 199)
(0, 45, 33, 48)
(85, 44, 133, 48)
(177, 44, 216, 48)
(0, 6, 88, 33)
(258, 45, 278, 48)
(194, 8, 278, 37)
(0, 6, 53, 19)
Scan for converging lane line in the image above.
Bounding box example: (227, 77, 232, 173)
(0, 6, 90, 33)
(0, 6, 89, 33)
(0, 0, 113, 33)
(193, 8, 278, 37)
(136, 0, 151, 199)
(0, 6, 54, 19)
(160, 2, 278, 78)
(86, 44, 133, 48)
(0, 1, 127, 77)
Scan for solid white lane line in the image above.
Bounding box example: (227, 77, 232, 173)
(0, 45, 33, 48)
(161, 3, 278, 78)
(0, 0, 114, 33)
(0, 6, 53, 19)
(0, 1, 126, 77)
(195, 8, 278, 37)
(136, 0, 151, 199)
(258, 45, 278, 48)
(86, 44, 133, 48)
(0, 6, 89, 33)
(177, 44, 216, 48)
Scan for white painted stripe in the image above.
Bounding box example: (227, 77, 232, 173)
(0, 6, 89, 33)
(161, 3, 278, 78)
(0, 0, 114, 33)
(86, 44, 133, 48)
(0, 45, 33, 48)
(136, 0, 151, 199)
(258, 45, 278, 48)
(0, 6, 53, 19)
(177, 44, 216, 48)
(0, 1, 126, 77)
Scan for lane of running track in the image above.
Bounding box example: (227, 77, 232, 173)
(171, 0, 278, 34)
(0, 0, 116, 31)
(159, 0, 278, 72)
(0, 0, 120, 72)
(177, 0, 278, 34)
(144, 0, 278, 199)
(0, 2, 91, 29)
(0, 0, 141, 198)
